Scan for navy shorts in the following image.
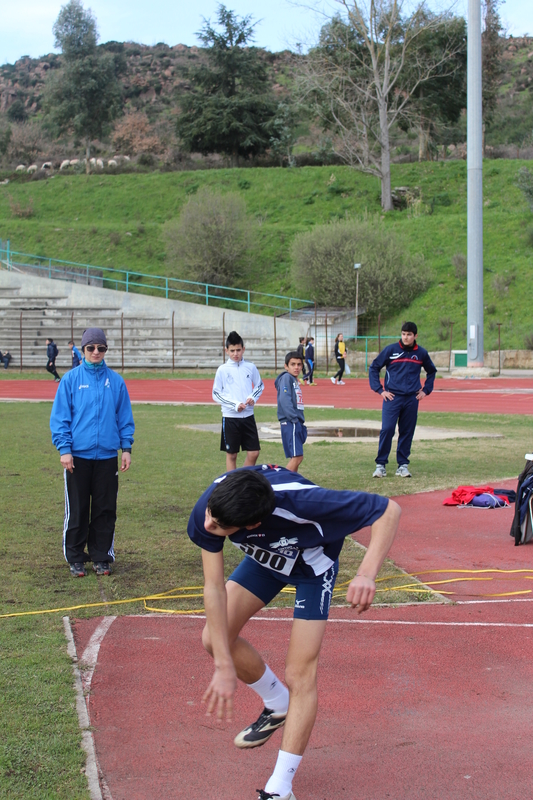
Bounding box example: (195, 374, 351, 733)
(228, 556, 339, 620)
(221, 416, 260, 454)
(280, 420, 307, 458)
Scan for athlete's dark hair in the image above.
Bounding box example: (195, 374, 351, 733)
(207, 471, 276, 528)
(401, 321, 418, 335)
(68, 340, 75, 345)
(226, 331, 244, 348)
(285, 350, 302, 366)
(299, 337, 305, 343)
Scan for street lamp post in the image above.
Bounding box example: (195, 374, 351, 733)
(354, 263, 361, 344)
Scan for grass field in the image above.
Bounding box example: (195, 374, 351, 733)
(1, 159, 533, 349)
(0, 398, 529, 798)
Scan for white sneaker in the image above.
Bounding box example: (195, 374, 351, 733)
(338, 380, 345, 385)
(257, 791, 297, 800)
(395, 464, 412, 478)
(372, 465, 386, 478)
(330, 377, 336, 384)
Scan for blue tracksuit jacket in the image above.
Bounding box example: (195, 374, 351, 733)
(369, 342, 437, 396)
(275, 371, 305, 424)
(50, 360, 135, 459)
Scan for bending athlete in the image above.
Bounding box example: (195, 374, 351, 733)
(187, 466, 401, 800)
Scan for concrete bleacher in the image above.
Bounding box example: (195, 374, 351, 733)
(0, 271, 306, 370)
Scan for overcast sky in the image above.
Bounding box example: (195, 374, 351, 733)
(1, 0, 532, 66)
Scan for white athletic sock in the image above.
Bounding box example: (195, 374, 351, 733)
(248, 665, 289, 714)
(264, 750, 302, 797)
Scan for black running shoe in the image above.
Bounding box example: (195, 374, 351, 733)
(92, 561, 112, 576)
(69, 562, 86, 577)
(234, 707, 287, 749)
(256, 790, 297, 800)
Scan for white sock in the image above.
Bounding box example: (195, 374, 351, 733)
(264, 750, 302, 797)
(248, 664, 289, 714)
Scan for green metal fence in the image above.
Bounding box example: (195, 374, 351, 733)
(0, 240, 314, 318)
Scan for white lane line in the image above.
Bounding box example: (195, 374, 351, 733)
(80, 616, 116, 694)
(145, 613, 533, 628)
(63, 617, 105, 800)
(457, 597, 533, 605)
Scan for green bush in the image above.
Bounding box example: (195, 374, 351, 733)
(163, 187, 257, 285)
(290, 217, 429, 314)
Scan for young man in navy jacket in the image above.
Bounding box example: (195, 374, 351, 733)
(50, 327, 135, 577)
(369, 321, 436, 478)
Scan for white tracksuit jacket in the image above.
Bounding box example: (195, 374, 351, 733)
(212, 359, 264, 418)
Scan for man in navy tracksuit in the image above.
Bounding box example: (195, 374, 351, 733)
(369, 321, 436, 478)
(50, 327, 135, 577)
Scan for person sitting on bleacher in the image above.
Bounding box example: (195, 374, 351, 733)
(0, 349, 12, 369)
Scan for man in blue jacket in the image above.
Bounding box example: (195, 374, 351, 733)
(50, 327, 135, 577)
(369, 321, 436, 478)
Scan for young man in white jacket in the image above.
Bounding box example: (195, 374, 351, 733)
(212, 331, 264, 472)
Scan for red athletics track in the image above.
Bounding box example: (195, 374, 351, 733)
(3, 376, 533, 413)
(69, 482, 533, 800)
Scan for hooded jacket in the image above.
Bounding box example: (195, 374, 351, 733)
(275, 371, 305, 424)
(50, 360, 135, 459)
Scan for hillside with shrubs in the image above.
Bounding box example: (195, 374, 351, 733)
(1, 34, 533, 171)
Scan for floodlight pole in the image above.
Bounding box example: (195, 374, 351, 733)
(354, 263, 361, 344)
(467, 0, 484, 366)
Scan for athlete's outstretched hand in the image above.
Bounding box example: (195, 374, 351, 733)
(202, 665, 237, 722)
(346, 575, 376, 613)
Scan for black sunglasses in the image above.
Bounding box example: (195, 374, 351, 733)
(85, 345, 107, 353)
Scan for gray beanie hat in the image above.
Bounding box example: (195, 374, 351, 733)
(81, 327, 107, 348)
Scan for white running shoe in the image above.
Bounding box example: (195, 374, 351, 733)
(395, 464, 412, 478)
(330, 377, 336, 384)
(338, 380, 345, 385)
(372, 465, 386, 478)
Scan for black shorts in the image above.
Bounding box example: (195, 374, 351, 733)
(220, 416, 260, 454)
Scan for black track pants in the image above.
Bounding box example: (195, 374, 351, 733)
(63, 456, 119, 563)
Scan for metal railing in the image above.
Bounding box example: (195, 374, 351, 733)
(0, 240, 314, 318)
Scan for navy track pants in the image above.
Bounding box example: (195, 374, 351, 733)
(63, 456, 118, 563)
(375, 393, 419, 466)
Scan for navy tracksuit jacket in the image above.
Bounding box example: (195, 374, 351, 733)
(369, 341, 437, 466)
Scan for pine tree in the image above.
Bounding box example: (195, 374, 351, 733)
(176, 5, 278, 166)
(482, 0, 504, 128)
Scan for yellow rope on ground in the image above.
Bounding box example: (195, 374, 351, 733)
(2, 569, 533, 620)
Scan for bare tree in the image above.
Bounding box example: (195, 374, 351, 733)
(299, 1, 466, 210)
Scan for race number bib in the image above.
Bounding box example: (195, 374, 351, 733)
(231, 540, 298, 576)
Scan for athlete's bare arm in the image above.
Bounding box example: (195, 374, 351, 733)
(201, 549, 237, 721)
(346, 499, 401, 613)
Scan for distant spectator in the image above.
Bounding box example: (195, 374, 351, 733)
(275, 350, 307, 472)
(305, 336, 316, 385)
(331, 333, 347, 385)
(68, 340, 82, 369)
(0, 350, 12, 369)
(45, 338, 61, 382)
(296, 336, 308, 384)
